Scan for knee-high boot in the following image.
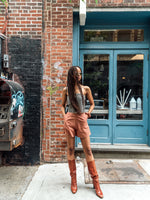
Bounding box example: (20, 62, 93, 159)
(87, 160, 103, 198)
(68, 159, 77, 194)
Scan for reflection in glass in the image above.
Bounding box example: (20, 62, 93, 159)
(84, 55, 109, 119)
(116, 54, 143, 120)
(84, 29, 144, 42)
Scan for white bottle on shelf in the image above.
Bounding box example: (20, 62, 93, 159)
(137, 97, 142, 110)
(130, 97, 136, 110)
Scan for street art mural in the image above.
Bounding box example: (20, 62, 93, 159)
(0, 78, 24, 120)
(11, 91, 24, 119)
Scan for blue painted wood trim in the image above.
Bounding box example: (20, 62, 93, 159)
(113, 50, 148, 144)
(80, 43, 149, 50)
(78, 49, 149, 145)
(79, 50, 114, 144)
(73, 13, 80, 66)
(148, 26, 150, 146)
(73, 13, 150, 146)
(73, 13, 80, 147)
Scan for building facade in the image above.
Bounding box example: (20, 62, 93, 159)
(1, 0, 150, 164)
(0, 0, 42, 164)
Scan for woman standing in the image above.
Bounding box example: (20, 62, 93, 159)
(61, 66, 103, 199)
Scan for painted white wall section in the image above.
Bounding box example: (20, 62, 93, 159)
(79, 0, 86, 26)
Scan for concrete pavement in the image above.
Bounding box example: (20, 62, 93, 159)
(1, 159, 150, 200)
(0, 165, 38, 200)
(22, 159, 150, 200)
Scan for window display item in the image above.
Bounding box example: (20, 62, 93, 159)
(117, 88, 131, 109)
(137, 97, 142, 110)
(130, 97, 136, 110)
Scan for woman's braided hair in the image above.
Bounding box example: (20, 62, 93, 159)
(67, 66, 84, 114)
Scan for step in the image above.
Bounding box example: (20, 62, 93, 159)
(75, 144, 150, 159)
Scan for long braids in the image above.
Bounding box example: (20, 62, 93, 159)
(67, 66, 84, 114)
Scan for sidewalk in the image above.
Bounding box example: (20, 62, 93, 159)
(22, 159, 150, 200)
(1, 159, 150, 200)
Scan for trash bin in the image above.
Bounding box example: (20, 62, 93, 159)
(0, 78, 24, 151)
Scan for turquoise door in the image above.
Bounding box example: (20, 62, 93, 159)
(77, 50, 148, 145)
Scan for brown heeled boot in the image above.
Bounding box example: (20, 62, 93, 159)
(68, 159, 77, 194)
(87, 160, 103, 199)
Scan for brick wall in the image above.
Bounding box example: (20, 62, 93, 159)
(41, 0, 74, 162)
(0, 0, 43, 165)
(86, 0, 150, 7)
(0, 3, 5, 31)
(0, 0, 42, 38)
(41, 0, 150, 163)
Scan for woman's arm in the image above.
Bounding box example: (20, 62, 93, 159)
(85, 86, 95, 117)
(61, 87, 67, 117)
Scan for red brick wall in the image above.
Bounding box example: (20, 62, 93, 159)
(87, 0, 150, 7)
(0, 0, 42, 39)
(42, 0, 73, 162)
(0, 4, 5, 32)
(41, 0, 150, 163)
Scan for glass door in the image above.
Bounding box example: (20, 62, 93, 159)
(79, 50, 114, 144)
(113, 50, 148, 144)
(78, 50, 148, 146)
(116, 54, 144, 120)
(84, 54, 109, 120)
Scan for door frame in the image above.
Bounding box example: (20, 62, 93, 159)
(77, 49, 149, 146)
(72, 13, 150, 147)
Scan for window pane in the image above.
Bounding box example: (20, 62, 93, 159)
(116, 54, 143, 120)
(84, 29, 144, 42)
(84, 54, 109, 119)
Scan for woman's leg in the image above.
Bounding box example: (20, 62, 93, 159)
(66, 134, 77, 194)
(66, 134, 75, 160)
(80, 135, 94, 162)
(80, 136, 103, 199)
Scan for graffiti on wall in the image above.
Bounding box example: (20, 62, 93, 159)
(11, 91, 24, 119)
(46, 62, 63, 95)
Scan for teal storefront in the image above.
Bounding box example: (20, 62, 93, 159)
(73, 11, 150, 148)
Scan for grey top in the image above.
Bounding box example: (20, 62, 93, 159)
(67, 93, 85, 113)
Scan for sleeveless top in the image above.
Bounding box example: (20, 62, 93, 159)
(67, 93, 85, 113)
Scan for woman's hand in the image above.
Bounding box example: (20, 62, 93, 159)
(85, 112, 91, 119)
(61, 87, 67, 117)
(85, 86, 95, 114)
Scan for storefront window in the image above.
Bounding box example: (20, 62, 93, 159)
(84, 54, 109, 119)
(116, 54, 143, 120)
(84, 29, 144, 42)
